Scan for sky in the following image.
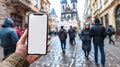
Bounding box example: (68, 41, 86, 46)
(49, 0, 85, 21)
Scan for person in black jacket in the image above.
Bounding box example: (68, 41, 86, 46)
(58, 26, 67, 54)
(107, 25, 115, 45)
(91, 19, 107, 67)
(81, 23, 92, 60)
(68, 26, 76, 46)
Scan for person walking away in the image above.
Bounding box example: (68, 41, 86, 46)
(80, 23, 92, 60)
(91, 19, 107, 67)
(0, 18, 19, 57)
(107, 25, 115, 45)
(14, 25, 22, 38)
(68, 26, 76, 46)
(58, 26, 67, 54)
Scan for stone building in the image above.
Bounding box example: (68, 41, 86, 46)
(85, 0, 120, 40)
(60, 0, 80, 30)
(84, 0, 92, 27)
(40, 0, 50, 15)
(0, 0, 50, 30)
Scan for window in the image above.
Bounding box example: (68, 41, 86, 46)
(101, 17, 103, 24)
(105, 14, 109, 28)
(73, 3, 75, 9)
(34, 0, 38, 7)
(28, 0, 31, 2)
(63, 5, 65, 10)
(67, 15, 70, 21)
(40, 3, 44, 9)
(11, 13, 22, 29)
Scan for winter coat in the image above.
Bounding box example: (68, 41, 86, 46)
(0, 53, 29, 67)
(58, 29, 67, 41)
(68, 28, 76, 39)
(14, 27, 22, 38)
(81, 29, 92, 51)
(91, 23, 107, 44)
(0, 18, 19, 57)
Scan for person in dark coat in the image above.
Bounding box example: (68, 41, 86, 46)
(81, 23, 92, 60)
(68, 26, 76, 46)
(0, 18, 19, 57)
(91, 19, 107, 67)
(107, 25, 115, 45)
(58, 26, 67, 54)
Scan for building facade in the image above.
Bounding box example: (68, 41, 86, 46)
(40, 0, 50, 15)
(84, 0, 92, 26)
(0, 0, 50, 30)
(60, 0, 80, 30)
(88, 0, 120, 40)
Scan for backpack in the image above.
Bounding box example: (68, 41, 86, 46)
(109, 27, 115, 35)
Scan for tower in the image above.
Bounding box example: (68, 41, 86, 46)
(50, 8, 58, 31)
(60, 0, 79, 30)
(61, 0, 67, 21)
(71, 0, 78, 20)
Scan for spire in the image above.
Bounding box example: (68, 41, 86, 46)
(71, 0, 77, 3)
(61, 0, 67, 4)
(50, 8, 57, 17)
(50, 8, 56, 15)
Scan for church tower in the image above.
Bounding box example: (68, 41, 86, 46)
(61, 0, 78, 21)
(60, 0, 79, 30)
(60, 0, 67, 21)
(71, 0, 78, 20)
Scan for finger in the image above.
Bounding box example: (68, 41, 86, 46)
(48, 36, 51, 40)
(47, 49, 50, 53)
(47, 43, 50, 47)
(18, 30, 28, 44)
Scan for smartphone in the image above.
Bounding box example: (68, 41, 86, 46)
(28, 13, 48, 55)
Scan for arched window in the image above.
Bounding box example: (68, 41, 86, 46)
(67, 15, 70, 21)
(116, 5, 120, 35)
(63, 5, 65, 10)
(73, 3, 75, 9)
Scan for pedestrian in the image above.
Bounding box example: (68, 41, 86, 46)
(107, 25, 115, 45)
(14, 25, 22, 38)
(58, 26, 67, 54)
(0, 18, 19, 57)
(80, 23, 92, 60)
(91, 19, 107, 67)
(68, 26, 76, 46)
(0, 30, 51, 67)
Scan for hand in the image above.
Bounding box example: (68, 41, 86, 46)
(15, 30, 51, 64)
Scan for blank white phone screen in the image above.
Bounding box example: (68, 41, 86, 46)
(28, 13, 47, 54)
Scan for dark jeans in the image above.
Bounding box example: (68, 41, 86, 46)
(83, 50, 90, 58)
(109, 35, 115, 44)
(94, 43, 106, 64)
(60, 40, 66, 50)
(70, 38, 75, 45)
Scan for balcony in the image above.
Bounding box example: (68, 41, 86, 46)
(6, 0, 31, 10)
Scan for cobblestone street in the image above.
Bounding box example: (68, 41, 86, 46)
(0, 35, 120, 67)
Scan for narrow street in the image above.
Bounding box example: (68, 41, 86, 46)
(30, 34, 120, 67)
(0, 35, 120, 67)
(30, 35, 75, 67)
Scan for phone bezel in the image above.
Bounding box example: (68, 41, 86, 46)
(27, 12, 48, 55)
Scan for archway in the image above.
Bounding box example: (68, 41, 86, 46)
(115, 5, 120, 35)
